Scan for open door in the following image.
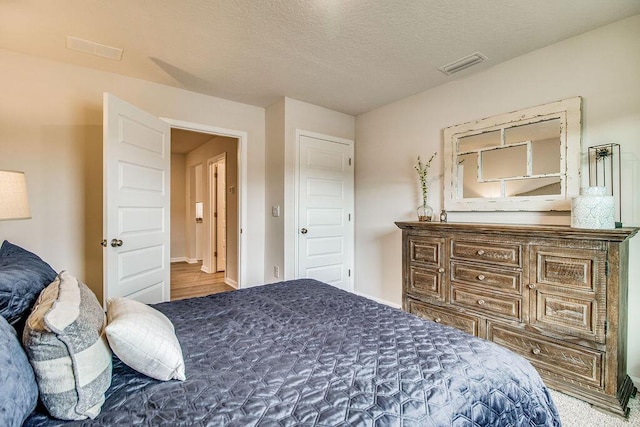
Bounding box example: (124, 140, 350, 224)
(103, 93, 171, 305)
(215, 158, 226, 272)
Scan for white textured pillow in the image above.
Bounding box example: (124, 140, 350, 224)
(105, 298, 186, 381)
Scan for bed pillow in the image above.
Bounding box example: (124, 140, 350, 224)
(105, 297, 186, 381)
(0, 240, 57, 327)
(0, 315, 38, 427)
(22, 271, 112, 420)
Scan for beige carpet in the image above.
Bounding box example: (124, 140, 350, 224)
(550, 389, 640, 426)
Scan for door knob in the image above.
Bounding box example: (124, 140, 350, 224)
(300, 228, 308, 234)
(100, 239, 107, 247)
(110, 239, 123, 247)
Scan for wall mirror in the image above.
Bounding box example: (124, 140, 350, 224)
(443, 97, 582, 211)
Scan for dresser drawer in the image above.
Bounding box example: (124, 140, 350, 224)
(530, 246, 606, 343)
(408, 236, 444, 266)
(451, 239, 521, 267)
(451, 262, 522, 295)
(531, 289, 604, 344)
(407, 299, 481, 337)
(531, 246, 605, 291)
(451, 286, 522, 321)
(488, 323, 603, 388)
(408, 266, 445, 302)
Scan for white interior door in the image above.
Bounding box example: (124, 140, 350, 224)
(103, 93, 171, 305)
(297, 133, 354, 292)
(215, 159, 227, 272)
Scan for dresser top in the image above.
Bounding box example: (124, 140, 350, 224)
(395, 221, 638, 242)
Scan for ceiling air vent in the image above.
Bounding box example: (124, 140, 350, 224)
(438, 52, 487, 76)
(66, 36, 123, 60)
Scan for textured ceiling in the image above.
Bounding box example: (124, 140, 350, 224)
(1, 1, 639, 116)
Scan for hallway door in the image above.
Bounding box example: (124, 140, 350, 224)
(215, 157, 226, 272)
(103, 93, 171, 305)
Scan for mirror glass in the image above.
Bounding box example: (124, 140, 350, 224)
(444, 98, 582, 211)
(481, 144, 528, 180)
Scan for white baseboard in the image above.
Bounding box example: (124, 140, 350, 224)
(200, 265, 211, 273)
(225, 278, 238, 289)
(353, 290, 401, 309)
(171, 258, 202, 265)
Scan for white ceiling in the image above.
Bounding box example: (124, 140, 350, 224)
(2, 1, 639, 116)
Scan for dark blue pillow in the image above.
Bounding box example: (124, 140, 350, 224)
(0, 241, 57, 327)
(0, 314, 38, 427)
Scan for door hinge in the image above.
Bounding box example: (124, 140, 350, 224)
(214, 251, 217, 257)
(348, 157, 352, 166)
(348, 213, 351, 221)
(214, 212, 218, 218)
(605, 261, 609, 277)
(604, 320, 608, 334)
(214, 172, 218, 178)
(348, 269, 351, 277)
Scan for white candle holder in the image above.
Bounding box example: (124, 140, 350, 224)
(571, 186, 615, 229)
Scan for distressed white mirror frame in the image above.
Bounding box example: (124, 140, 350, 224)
(443, 97, 582, 212)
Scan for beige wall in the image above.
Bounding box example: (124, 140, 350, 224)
(0, 48, 266, 302)
(265, 99, 286, 282)
(354, 15, 640, 382)
(264, 97, 355, 281)
(185, 136, 239, 284)
(170, 153, 187, 260)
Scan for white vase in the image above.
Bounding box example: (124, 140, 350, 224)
(571, 187, 615, 229)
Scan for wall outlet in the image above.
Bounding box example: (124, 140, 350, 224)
(271, 205, 280, 217)
(273, 265, 280, 278)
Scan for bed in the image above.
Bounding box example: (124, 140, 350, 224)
(19, 278, 560, 426)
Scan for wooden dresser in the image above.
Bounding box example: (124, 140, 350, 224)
(395, 221, 638, 417)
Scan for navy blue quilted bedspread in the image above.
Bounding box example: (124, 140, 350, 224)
(25, 279, 560, 426)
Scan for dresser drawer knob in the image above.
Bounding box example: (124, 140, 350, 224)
(477, 249, 485, 256)
(434, 317, 442, 323)
(532, 348, 541, 355)
(438, 268, 445, 273)
(477, 274, 486, 281)
(527, 283, 536, 289)
(477, 299, 485, 305)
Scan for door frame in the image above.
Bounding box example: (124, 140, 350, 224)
(207, 153, 227, 278)
(293, 129, 355, 291)
(162, 118, 247, 289)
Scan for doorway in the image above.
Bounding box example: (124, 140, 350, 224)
(169, 125, 242, 298)
(103, 94, 247, 303)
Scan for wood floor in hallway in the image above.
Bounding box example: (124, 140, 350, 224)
(170, 261, 235, 301)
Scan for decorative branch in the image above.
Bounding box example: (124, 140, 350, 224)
(414, 152, 437, 207)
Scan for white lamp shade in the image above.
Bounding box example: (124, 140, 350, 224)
(0, 170, 31, 220)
